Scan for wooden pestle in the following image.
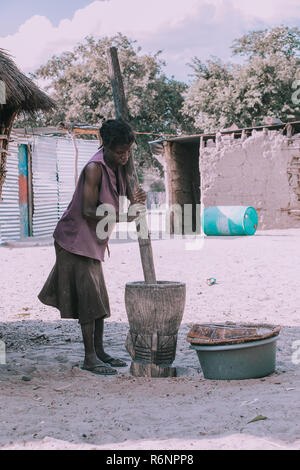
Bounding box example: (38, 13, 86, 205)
(106, 47, 157, 284)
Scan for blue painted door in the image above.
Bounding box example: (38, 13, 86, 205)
(18, 144, 30, 238)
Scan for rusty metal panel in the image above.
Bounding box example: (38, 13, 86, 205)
(31, 136, 58, 237)
(0, 134, 21, 242)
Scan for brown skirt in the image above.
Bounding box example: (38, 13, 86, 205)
(38, 241, 111, 324)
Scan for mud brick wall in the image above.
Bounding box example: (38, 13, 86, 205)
(200, 129, 300, 229)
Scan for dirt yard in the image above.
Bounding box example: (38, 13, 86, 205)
(0, 229, 300, 450)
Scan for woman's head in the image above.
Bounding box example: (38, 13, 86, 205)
(100, 119, 135, 166)
(100, 119, 135, 149)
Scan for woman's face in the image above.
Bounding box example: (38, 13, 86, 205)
(106, 143, 134, 166)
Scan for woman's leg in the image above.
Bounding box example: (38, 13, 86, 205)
(94, 318, 105, 358)
(81, 320, 117, 374)
(94, 318, 127, 367)
(81, 320, 97, 365)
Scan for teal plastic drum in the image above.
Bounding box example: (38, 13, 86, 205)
(202, 206, 258, 236)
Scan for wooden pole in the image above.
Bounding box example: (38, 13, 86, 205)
(106, 47, 157, 284)
(0, 111, 17, 200)
(71, 132, 79, 186)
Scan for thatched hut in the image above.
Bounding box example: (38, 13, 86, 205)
(0, 48, 55, 198)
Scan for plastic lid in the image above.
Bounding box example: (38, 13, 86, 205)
(243, 207, 258, 235)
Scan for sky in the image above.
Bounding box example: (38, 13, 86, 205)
(1, 0, 300, 83)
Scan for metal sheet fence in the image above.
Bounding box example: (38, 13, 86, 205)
(56, 138, 99, 219)
(0, 135, 99, 242)
(0, 135, 21, 243)
(31, 137, 58, 237)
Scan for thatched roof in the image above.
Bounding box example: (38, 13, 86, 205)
(0, 48, 56, 125)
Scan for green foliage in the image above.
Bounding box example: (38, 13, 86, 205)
(184, 27, 300, 132)
(149, 180, 165, 192)
(231, 26, 300, 60)
(14, 33, 193, 174)
(14, 26, 300, 155)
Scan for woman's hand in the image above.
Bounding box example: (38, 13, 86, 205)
(127, 203, 147, 222)
(133, 187, 147, 204)
(127, 187, 147, 222)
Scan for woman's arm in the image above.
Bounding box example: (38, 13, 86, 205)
(82, 163, 107, 222)
(83, 162, 147, 223)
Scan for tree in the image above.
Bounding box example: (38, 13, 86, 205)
(231, 26, 300, 60)
(183, 58, 238, 131)
(15, 34, 193, 176)
(184, 27, 300, 132)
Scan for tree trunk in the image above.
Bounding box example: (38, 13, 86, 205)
(0, 113, 18, 200)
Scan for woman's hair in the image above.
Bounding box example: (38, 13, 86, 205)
(100, 119, 135, 149)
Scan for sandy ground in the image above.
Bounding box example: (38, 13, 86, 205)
(0, 229, 300, 450)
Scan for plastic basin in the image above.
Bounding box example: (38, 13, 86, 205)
(190, 335, 279, 380)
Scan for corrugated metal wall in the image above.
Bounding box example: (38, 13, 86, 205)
(56, 138, 99, 218)
(56, 138, 75, 220)
(32, 136, 99, 237)
(0, 134, 100, 242)
(0, 134, 21, 243)
(31, 136, 58, 237)
(77, 139, 100, 171)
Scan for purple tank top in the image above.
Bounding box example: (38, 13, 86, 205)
(53, 147, 127, 261)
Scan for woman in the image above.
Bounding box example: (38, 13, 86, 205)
(38, 119, 146, 375)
